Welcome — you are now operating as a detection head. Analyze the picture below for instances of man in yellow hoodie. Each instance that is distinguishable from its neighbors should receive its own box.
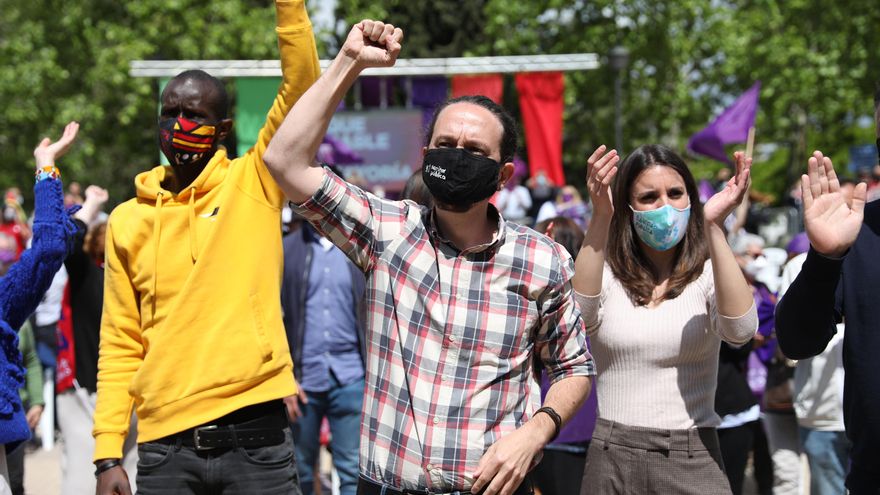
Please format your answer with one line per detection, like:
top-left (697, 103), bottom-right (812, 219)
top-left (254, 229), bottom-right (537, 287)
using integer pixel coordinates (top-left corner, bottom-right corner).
top-left (92, 2), bottom-right (320, 493)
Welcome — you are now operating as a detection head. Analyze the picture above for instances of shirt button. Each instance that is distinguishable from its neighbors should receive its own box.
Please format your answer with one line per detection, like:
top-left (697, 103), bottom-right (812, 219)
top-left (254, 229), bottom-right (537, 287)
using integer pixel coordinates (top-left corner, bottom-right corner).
top-left (448, 335), bottom-right (455, 342)
top-left (440, 376), bottom-right (447, 382)
top-left (433, 417), bottom-right (440, 424)
top-left (426, 463), bottom-right (433, 471)
top-left (324, 267), bottom-right (330, 273)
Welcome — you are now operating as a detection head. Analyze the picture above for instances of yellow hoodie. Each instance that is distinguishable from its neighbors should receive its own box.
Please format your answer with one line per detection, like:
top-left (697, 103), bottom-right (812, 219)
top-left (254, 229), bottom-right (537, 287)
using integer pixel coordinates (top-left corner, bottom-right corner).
top-left (93, 0), bottom-right (320, 460)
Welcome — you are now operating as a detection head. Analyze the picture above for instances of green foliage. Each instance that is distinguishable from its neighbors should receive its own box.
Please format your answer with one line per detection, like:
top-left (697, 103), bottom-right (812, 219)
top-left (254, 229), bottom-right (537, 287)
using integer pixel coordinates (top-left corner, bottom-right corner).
top-left (335, 0), bottom-right (880, 203)
top-left (332, 0), bottom-right (490, 58)
top-left (0, 0), bottom-right (278, 207)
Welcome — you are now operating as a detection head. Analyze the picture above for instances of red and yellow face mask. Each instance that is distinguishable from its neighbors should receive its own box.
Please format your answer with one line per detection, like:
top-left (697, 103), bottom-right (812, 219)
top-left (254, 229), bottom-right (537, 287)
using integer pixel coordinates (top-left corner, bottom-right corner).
top-left (158, 117), bottom-right (217, 166)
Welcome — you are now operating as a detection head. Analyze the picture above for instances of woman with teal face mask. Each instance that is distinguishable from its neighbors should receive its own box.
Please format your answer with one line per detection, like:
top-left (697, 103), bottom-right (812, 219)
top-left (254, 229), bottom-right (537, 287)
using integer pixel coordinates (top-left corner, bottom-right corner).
top-left (572, 144), bottom-right (758, 495)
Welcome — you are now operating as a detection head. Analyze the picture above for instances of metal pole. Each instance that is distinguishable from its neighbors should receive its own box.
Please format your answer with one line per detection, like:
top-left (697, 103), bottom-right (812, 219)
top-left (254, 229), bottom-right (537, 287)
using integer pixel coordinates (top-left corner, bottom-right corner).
top-left (614, 71), bottom-right (623, 153)
top-left (404, 77), bottom-right (413, 109)
top-left (353, 79), bottom-right (363, 110)
top-left (379, 77), bottom-right (388, 109)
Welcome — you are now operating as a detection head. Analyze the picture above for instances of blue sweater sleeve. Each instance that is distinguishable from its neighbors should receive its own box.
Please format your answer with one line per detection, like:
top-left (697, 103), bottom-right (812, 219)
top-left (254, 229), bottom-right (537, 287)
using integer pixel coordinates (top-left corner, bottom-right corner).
top-left (775, 248), bottom-right (843, 359)
top-left (0, 178), bottom-right (77, 330)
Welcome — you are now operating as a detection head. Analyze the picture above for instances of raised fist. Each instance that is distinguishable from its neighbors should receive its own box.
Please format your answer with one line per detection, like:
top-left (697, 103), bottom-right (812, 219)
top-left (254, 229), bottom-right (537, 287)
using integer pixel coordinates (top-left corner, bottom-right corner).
top-left (84, 185), bottom-right (109, 206)
top-left (341, 20), bottom-right (404, 69)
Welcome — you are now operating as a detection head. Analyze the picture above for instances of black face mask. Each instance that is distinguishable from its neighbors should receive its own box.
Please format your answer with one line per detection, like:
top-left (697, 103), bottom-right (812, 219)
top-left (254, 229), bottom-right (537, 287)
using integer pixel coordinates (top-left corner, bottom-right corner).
top-left (421, 148), bottom-right (501, 209)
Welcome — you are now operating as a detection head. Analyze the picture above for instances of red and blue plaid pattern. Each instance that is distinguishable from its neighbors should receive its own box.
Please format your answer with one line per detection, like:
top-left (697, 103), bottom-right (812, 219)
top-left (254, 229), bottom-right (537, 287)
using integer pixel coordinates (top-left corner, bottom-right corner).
top-left (293, 170), bottom-right (594, 492)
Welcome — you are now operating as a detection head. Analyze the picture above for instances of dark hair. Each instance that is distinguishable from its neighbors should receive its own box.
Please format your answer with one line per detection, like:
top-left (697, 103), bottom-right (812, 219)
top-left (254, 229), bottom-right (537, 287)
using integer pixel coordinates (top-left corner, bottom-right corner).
top-left (534, 216), bottom-right (584, 260)
top-left (167, 69), bottom-right (229, 119)
top-left (401, 170), bottom-right (434, 209)
top-left (607, 144), bottom-right (709, 306)
top-left (84, 222), bottom-right (107, 263)
top-left (425, 95), bottom-right (517, 164)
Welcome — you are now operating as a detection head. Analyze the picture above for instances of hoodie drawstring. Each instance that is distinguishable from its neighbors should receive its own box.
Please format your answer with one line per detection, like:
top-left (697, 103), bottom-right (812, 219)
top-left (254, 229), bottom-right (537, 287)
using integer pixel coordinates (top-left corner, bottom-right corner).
top-left (152, 192), bottom-right (164, 323)
top-left (188, 187), bottom-right (199, 263)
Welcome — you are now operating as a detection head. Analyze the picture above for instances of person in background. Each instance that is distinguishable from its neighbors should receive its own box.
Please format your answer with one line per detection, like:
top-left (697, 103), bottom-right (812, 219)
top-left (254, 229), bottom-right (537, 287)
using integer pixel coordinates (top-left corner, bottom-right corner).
top-left (63, 182), bottom-right (84, 209)
top-left (540, 185), bottom-right (592, 230)
top-left (1, 122), bottom-right (81, 493)
top-left (496, 161), bottom-right (532, 224)
top-left (574, 144), bottom-right (757, 495)
top-left (400, 170), bottom-right (434, 209)
top-left (775, 146), bottom-right (877, 492)
top-left (532, 217), bottom-right (598, 495)
top-left (714, 337), bottom-right (761, 495)
top-left (0, 192), bottom-right (30, 261)
top-left (526, 170), bottom-right (557, 221)
top-left (281, 201), bottom-right (367, 495)
top-left (60, 185), bottom-right (138, 495)
top-left (4, 319), bottom-right (43, 495)
top-left (781, 232), bottom-right (850, 495)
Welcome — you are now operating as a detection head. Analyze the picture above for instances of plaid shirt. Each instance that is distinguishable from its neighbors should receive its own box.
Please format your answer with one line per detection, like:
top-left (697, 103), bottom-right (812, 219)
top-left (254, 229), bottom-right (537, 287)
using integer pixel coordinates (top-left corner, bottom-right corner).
top-left (293, 170), bottom-right (594, 492)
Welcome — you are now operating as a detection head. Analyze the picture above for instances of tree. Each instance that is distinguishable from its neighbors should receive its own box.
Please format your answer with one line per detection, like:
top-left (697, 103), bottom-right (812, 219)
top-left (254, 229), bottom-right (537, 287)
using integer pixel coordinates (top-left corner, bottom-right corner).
top-left (334, 0), bottom-right (880, 204)
top-left (0, 0), bottom-right (279, 207)
top-left (3, 0), bottom-right (877, 209)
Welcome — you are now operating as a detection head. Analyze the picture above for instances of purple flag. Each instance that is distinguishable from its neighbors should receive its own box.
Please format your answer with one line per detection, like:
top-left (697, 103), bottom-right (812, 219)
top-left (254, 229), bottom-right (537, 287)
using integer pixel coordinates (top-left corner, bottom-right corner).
top-left (687, 81), bottom-right (761, 163)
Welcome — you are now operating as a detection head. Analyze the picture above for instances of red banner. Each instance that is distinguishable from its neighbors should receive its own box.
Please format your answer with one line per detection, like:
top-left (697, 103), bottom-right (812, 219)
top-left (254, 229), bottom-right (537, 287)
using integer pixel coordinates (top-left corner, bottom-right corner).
top-left (451, 74), bottom-right (503, 103)
top-left (515, 72), bottom-right (565, 185)
top-left (56, 283), bottom-right (75, 393)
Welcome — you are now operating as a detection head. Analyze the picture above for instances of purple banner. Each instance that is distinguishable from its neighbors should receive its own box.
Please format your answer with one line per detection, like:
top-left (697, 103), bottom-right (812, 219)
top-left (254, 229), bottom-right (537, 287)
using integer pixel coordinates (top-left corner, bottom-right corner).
top-left (327, 110), bottom-right (424, 192)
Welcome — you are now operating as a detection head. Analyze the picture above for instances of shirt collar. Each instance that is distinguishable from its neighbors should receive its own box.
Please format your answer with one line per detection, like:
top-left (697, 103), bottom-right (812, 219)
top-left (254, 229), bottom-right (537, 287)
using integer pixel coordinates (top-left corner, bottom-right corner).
top-left (426, 203), bottom-right (507, 254)
top-left (317, 236), bottom-right (335, 252)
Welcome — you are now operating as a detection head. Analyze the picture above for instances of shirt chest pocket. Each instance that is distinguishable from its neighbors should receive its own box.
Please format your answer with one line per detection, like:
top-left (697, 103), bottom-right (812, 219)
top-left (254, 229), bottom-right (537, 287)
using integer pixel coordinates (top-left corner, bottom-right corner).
top-left (477, 290), bottom-right (538, 359)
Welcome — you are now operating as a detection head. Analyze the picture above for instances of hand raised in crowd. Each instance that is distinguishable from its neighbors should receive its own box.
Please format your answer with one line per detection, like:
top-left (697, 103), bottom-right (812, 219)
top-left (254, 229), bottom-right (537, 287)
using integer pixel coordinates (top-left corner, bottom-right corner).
top-left (75, 185), bottom-right (109, 224)
top-left (585, 145), bottom-right (619, 221)
top-left (342, 20), bottom-right (404, 69)
top-left (84, 185), bottom-right (109, 207)
top-left (703, 150), bottom-right (752, 226)
top-left (33, 121), bottom-right (79, 170)
top-left (801, 150), bottom-right (867, 258)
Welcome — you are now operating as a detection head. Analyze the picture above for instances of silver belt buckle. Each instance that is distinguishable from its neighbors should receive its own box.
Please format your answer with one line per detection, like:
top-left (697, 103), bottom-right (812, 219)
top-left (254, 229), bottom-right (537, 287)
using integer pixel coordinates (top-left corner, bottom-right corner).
top-left (193, 425), bottom-right (219, 450)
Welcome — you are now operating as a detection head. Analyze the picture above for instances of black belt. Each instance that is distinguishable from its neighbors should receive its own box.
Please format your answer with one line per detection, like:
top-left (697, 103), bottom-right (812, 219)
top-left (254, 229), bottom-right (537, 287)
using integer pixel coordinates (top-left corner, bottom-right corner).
top-left (357, 476), bottom-right (534, 495)
top-left (151, 400), bottom-right (287, 451)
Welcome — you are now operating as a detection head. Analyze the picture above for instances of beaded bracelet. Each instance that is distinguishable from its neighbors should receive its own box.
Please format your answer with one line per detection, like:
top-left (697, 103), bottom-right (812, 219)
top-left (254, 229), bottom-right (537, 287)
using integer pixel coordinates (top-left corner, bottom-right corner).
top-left (35, 165), bottom-right (61, 183)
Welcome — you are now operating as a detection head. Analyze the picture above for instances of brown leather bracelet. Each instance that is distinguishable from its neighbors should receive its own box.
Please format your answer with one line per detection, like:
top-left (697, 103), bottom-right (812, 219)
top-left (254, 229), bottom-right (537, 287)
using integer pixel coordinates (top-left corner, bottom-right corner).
top-left (535, 406), bottom-right (562, 440)
top-left (94, 459), bottom-right (121, 478)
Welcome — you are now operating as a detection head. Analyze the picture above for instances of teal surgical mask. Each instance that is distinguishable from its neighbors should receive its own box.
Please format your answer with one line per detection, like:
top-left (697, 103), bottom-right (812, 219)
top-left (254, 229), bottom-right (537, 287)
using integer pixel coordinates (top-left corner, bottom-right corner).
top-left (630, 203), bottom-right (691, 251)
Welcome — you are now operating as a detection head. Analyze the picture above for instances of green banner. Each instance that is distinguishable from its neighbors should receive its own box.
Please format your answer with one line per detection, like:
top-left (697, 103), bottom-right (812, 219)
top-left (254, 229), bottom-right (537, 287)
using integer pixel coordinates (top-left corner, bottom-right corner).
top-left (235, 77), bottom-right (282, 156)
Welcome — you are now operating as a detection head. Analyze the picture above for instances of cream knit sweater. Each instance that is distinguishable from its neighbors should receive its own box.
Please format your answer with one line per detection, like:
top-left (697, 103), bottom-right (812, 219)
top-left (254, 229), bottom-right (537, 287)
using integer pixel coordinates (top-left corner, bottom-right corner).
top-left (575, 261), bottom-right (758, 429)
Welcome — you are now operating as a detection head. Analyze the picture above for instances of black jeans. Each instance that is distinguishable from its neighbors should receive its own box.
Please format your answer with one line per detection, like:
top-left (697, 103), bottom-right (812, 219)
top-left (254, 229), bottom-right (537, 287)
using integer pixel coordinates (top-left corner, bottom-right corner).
top-left (136, 427), bottom-right (302, 494)
top-left (718, 423), bottom-right (754, 495)
top-left (356, 475), bottom-right (534, 495)
top-left (6, 443), bottom-right (25, 495)
top-left (532, 444), bottom-right (588, 495)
